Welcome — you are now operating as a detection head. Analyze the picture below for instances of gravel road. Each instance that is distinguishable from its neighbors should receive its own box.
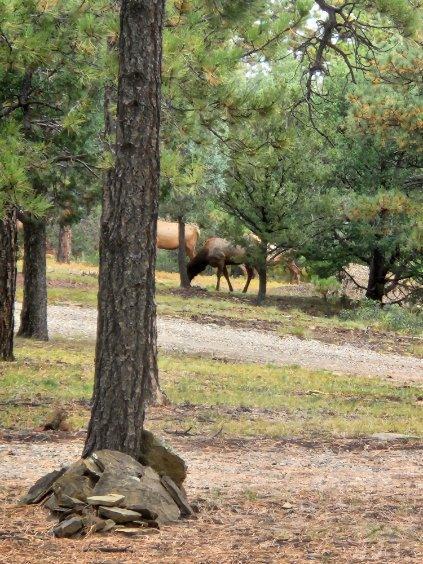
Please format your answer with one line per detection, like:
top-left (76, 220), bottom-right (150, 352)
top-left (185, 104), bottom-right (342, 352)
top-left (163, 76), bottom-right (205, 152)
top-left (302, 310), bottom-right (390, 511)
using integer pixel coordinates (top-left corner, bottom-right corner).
top-left (16, 304), bottom-right (423, 384)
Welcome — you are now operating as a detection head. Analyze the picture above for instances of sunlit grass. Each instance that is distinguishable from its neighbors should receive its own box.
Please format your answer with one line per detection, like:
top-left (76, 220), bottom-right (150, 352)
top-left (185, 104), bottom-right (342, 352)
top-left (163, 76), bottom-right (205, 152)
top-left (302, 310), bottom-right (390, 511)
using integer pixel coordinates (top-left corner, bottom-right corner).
top-left (1, 339), bottom-right (421, 438)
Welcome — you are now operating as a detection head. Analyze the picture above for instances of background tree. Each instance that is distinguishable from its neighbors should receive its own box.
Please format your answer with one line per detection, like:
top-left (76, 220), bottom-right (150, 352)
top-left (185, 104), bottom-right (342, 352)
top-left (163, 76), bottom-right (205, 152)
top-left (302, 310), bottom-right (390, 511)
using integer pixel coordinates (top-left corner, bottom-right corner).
top-left (0, 123), bottom-right (48, 360)
top-left (0, 0), bottom-right (110, 339)
top-left (209, 69), bottom-right (321, 303)
top-left (160, 141), bottom-right (206, 287)
top-left (305, 56), bottom-right (422, 302)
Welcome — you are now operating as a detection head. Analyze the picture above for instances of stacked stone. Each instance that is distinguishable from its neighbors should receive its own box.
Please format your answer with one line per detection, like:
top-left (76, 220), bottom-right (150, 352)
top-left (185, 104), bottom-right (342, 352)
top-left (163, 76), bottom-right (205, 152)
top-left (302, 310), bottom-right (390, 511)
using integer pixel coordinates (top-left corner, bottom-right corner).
top-left (21, 435), bottom-right (194, 538)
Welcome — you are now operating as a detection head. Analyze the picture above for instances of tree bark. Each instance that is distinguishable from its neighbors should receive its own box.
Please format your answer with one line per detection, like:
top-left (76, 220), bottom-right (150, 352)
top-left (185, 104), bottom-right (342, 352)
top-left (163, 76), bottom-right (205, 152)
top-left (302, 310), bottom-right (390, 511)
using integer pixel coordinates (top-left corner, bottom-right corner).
top-left (178, 216), bottom-right (190, 288)
top-left (256, 242), bottom-right (268, 305)
top-left (256, 265), bottom-right (267, 305)
top-left (83, 0), bottom-right (165, 458)
top-left (18, 219), bottom-right (48, 340)
top-left (0, 209), bottom-right (17, 361)
top-left (56, 224), bottom-right (72, 263)
top-left (366, 248), bottom-right (388, 303)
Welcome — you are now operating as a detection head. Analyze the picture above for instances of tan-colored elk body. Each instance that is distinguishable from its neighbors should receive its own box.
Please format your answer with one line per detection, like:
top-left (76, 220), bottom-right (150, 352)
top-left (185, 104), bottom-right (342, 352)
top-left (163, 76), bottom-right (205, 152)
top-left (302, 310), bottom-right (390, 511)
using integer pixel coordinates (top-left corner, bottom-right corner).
top-left (157, 219), bottom-right (200, 259)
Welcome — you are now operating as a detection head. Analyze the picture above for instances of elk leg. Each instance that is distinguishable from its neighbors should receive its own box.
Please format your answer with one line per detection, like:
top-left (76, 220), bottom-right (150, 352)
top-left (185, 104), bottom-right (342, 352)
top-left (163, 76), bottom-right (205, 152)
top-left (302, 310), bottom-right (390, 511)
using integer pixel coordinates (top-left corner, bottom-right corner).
top-left (223, 265), bottom-right (233, 292)
top-left (216, 266), bottom-right (222, 291)
top-left (242, 265), bottom-right (254, 293)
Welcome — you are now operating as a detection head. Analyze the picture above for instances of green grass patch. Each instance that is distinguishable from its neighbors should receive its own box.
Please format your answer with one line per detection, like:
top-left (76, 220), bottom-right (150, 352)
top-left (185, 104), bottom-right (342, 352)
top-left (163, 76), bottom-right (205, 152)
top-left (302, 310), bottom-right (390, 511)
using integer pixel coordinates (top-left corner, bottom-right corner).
top-left (1, 339), bottom-right (421, 439)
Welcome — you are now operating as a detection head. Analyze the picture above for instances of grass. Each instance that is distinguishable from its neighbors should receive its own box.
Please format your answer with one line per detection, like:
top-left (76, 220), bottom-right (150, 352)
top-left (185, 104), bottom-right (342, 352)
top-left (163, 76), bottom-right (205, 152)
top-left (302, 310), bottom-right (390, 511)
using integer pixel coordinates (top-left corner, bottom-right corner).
top-left (1, 338), bottom-right (421, 439)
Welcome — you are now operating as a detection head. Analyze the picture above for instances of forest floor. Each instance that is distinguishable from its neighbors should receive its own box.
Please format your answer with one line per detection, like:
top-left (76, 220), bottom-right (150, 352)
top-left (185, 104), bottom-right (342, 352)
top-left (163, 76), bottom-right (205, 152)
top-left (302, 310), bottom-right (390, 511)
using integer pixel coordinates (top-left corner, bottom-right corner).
top-left (2, 260), bottom-right (422, 562)
top-left (0, 434), bottom-right (422, 563)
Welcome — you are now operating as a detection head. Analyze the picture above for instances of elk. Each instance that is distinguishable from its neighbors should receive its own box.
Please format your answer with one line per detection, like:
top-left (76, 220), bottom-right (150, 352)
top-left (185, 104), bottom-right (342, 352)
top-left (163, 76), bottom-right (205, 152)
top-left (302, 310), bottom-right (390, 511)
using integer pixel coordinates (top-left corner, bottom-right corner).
top-left (157, 219), bottom-right (200, 259)
top-left (187, 237), bottom-right (253, 291)
top-left (187, 237), bottom-right (301, 292)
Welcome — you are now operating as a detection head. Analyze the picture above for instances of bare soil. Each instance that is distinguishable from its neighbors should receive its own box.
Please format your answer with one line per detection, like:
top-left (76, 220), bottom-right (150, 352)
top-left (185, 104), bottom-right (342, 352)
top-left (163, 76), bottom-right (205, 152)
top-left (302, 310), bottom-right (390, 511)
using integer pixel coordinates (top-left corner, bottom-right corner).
top-left (0, 434), bottom-right (421, 563)
top-left (15, 304), bottom-right (423, 384)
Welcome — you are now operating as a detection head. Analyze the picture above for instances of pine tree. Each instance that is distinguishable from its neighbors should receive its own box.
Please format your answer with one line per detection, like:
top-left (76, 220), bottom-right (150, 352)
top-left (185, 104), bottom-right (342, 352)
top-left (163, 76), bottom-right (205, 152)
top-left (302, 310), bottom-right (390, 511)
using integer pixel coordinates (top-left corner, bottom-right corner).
top-left (305, 59), bottom-right (422, 302)
top-left (83, 0), bottom-right (165, 457)
top-left (0, 0), bottom-right (111, 338)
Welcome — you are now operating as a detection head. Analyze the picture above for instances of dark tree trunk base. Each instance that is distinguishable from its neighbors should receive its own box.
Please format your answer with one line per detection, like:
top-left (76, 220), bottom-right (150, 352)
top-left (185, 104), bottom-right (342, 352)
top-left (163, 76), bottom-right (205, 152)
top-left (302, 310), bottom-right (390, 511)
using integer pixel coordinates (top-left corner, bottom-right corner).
top-left (0, 209), bottom-right (18, 361)
top-left (366, 248), bottom-right (388, 303)
top-left (18, 219), bottom-right (48, 340)
top-left (256, 266), bottom-right (267, 305)
top-left (56, 225), bottom-right (72, 263)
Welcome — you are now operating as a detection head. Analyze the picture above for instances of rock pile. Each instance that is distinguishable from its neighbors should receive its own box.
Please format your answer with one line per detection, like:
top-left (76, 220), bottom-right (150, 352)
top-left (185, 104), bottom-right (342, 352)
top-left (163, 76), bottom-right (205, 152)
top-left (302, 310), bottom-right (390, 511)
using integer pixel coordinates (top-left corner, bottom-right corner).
top-left (21, 436), bottom-right (194, 538)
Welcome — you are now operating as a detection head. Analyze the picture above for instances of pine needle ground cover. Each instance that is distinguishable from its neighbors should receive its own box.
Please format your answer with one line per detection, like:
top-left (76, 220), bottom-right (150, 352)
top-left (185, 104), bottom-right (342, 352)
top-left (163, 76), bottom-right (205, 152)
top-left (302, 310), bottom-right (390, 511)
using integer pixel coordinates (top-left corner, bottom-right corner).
top-left (1, 338), bottom-right (421, 439)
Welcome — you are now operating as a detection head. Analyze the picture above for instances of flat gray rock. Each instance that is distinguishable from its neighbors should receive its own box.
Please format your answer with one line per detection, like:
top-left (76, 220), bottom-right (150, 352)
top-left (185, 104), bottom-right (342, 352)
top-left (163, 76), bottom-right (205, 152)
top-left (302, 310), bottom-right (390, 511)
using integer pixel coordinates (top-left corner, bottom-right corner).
top-left (21, 467), bottom-right (67, 504)
top-left (160, 475), bottom-right (194, 517)
top-left (90, 450), bottom-right (181, 524)
top-left (116, 527), bottom-right (160, 536)
top-left (53, 516), bottom-right (83, 538)
top-left (86, 494), bottom-right (125, 507)
top-left (53, 460), bottom-right (95, 503)
top-left (101, 519), bottom-right (116, 532)
top-left (98, 506), bottom-right (141, 523)
top-left (140, 430), bottom-right (187, 488)
top-left (93, 466), bottom-right (180, 524)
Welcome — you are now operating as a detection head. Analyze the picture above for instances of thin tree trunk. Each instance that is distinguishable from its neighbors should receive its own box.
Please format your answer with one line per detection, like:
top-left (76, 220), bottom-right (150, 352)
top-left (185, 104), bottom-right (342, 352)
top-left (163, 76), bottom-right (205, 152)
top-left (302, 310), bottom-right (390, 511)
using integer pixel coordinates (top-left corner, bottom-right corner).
top-left (18, 219), bottom-right (48, 340)
top-left (256, 242), bottom-right (268, 305)
top-left (0, 209), bottom-right (17, 361)
top-left (366, 248), bottom-right (387, 303)
top-left (256, 265), bottom-right (267, 305)
top-left (178, 216), bottom-right (190, 288)
top-left (83, 0), bottom-right (165, 458)
top-left (56, 224), bottom-right (72, 263)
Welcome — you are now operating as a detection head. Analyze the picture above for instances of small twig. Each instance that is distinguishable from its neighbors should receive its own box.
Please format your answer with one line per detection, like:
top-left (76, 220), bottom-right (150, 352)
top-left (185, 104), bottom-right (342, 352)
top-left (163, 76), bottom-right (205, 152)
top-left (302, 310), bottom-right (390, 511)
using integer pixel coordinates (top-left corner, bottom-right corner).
top-left (83, 546), bottom-right (131, 553)
top-left (163, 426), bottom-right (194, 436)
top-left (210, 426), bottom-right (224, 439)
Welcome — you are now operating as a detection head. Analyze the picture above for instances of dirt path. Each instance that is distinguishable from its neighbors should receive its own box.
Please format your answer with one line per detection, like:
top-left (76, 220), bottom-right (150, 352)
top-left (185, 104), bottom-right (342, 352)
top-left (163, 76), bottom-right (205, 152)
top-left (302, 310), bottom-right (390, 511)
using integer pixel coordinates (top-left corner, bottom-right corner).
top-left (0, 436), bottom-right (422, 562)
top-left (15, 304), bottom-right (423, 384)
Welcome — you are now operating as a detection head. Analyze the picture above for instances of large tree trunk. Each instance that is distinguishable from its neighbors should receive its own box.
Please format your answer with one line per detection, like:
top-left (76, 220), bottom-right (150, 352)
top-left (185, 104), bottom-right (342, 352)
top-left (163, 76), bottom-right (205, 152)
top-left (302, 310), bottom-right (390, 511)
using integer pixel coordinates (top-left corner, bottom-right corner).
top-left (56, 224), bottom-right (72, 263)
top-left (83, 0), bottom-right (165, 458)
top-left (366, 248), bottom-right (388, 303)
top-left (18, 219), bottom-right (48, 340)
top-left (178, 216), bottom-right (190, 288)
top-left (0, 209), bottom-right (17, 361)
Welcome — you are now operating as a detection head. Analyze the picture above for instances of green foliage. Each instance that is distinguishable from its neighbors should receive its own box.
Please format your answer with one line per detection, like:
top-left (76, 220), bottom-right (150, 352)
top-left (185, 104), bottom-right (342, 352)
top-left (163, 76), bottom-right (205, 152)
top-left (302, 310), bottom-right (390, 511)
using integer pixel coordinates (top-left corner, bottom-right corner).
top-left (0, 0), bottom-right (112, 221)
top-left (340, 301), bottom-right (423, 335)
top-left (304, 57), bottom-right (422, 300)
top-left (311, 276), bottom-right (341, 302)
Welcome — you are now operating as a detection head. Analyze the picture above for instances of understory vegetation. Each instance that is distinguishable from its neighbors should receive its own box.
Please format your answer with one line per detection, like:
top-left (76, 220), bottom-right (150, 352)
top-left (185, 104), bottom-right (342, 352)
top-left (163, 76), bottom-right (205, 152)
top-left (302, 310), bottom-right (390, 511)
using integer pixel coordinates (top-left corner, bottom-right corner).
top-left (1, 338), bottom-right (421, 439)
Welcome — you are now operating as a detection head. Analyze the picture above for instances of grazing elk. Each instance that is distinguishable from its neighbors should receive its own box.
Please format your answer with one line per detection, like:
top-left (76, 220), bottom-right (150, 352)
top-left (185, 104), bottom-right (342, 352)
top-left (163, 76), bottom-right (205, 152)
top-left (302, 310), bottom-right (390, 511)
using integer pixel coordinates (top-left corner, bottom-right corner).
top-left (187, 237), bottom-right (301, 292)
top-left (187, 237), bottom-right (257, 292)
